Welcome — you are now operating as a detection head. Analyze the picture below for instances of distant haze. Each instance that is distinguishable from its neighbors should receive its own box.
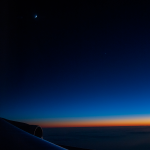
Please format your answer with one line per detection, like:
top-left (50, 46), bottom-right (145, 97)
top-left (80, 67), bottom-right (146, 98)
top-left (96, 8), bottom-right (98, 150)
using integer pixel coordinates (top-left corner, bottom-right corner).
top-left (25, 115), bottom-right (150, 128)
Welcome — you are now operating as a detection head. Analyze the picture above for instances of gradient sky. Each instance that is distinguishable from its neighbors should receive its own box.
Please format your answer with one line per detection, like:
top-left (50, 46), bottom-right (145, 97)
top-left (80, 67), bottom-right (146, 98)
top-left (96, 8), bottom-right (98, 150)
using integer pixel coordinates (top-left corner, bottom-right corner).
top-left (1, 0), bottom-right (150, 127)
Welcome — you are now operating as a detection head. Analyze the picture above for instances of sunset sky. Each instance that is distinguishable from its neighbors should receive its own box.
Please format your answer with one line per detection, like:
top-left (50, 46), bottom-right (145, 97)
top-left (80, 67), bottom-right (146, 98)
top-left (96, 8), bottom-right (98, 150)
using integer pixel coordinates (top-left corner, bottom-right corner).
top-left (1, 0), bottom-right (150, 127)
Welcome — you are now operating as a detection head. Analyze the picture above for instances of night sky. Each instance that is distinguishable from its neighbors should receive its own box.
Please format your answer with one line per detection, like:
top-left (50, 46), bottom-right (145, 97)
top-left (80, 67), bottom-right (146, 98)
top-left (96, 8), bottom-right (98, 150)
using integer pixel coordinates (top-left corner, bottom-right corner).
top-left (1, 0), bottom-right (150, 127)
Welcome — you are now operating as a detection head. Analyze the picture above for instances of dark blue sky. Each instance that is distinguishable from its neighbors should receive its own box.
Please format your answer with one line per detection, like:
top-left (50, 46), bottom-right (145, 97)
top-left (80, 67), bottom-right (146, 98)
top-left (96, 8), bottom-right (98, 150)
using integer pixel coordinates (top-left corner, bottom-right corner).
top-left (1, 0), bottom-right (150, 126)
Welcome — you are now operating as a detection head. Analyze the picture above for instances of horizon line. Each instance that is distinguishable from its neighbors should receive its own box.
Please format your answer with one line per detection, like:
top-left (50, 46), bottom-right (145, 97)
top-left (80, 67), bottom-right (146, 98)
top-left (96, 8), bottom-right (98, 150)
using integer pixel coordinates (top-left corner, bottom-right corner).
top-left (25, 115), bottom-right (150, 128)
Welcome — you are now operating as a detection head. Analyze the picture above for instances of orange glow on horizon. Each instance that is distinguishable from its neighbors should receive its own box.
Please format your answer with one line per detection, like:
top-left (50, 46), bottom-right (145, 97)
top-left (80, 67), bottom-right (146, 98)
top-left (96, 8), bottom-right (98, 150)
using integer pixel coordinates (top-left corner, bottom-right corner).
top-left (25, 115), bottom-right (150, 128)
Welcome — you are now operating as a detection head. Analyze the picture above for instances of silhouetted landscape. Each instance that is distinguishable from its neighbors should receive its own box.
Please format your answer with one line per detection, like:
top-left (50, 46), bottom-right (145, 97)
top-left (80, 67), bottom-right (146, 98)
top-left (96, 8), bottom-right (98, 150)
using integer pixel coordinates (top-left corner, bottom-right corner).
top-left (43, 126), bottom-right (150, 150)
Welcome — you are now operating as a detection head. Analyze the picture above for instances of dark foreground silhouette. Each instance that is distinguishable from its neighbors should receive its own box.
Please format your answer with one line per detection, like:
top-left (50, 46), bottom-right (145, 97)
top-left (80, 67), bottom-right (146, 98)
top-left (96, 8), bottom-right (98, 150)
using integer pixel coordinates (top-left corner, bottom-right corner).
top-left (0, 118), bottom-right (90, 150)
top-left (0, 118), bottom-right (66, 150)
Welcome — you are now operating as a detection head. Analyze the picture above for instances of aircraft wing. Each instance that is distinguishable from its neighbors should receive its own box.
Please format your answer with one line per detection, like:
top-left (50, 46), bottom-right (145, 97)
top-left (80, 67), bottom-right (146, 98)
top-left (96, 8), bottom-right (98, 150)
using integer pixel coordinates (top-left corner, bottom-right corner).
top-left (0, 117), bottom-right (67, 150)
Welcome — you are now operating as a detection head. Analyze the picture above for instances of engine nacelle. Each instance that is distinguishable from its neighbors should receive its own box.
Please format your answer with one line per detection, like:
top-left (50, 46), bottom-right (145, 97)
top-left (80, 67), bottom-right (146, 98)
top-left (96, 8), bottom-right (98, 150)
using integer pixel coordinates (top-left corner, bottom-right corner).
top-left (0, 117), bottom-right (66, 150)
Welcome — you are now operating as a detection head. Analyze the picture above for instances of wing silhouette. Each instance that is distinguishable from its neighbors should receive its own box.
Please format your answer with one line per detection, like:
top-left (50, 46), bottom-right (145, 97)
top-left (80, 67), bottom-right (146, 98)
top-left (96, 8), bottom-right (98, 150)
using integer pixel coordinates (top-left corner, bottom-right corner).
top-left (0, 117), bottom-right (66, 150)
